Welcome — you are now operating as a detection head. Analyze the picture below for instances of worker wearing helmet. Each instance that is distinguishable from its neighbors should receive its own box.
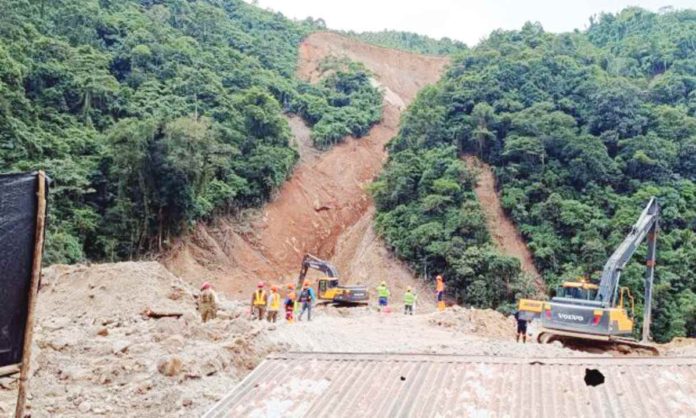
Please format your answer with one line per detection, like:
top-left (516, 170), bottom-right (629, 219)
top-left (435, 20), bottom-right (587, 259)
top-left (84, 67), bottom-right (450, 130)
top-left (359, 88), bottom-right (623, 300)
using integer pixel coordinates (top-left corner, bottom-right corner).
top-left (251, 281), bottom-right (268, 320)
top-left (435, 275), bottom-right (445, 311)
top-left (298, 280), bottom-right (316, 321)
top-left (267, 285), bottom-right (281, 323)
top-left (403, 286), bottom-right (416, 315)
top-left (285, 284), bottom-right (296, 322)
top-left (198, 282), bottom-right (218, 322)
top-left (376, 281), bottom-right (390, 311)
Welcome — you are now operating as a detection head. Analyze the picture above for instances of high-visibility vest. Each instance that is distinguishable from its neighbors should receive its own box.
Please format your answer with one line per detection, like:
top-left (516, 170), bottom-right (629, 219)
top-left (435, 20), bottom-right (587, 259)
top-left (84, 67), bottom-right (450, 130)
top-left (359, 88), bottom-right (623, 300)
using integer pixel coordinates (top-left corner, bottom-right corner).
top-left (253, 290), bottom-right (266, 306)
top-left (269, 293), bottom-right (281, 310)
top-left (436, 281), bottom-right (444, 292)
top-left (377, 285), bottom-right (390, 298)
top-left (404, 291), bottom-right (416, 305)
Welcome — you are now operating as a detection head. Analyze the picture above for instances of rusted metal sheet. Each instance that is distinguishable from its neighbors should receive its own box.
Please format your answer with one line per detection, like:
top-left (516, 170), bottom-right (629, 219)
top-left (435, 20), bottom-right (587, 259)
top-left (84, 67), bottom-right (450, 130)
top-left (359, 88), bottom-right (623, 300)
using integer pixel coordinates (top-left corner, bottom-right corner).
top-left (204, 353), bottom-right (696, 418)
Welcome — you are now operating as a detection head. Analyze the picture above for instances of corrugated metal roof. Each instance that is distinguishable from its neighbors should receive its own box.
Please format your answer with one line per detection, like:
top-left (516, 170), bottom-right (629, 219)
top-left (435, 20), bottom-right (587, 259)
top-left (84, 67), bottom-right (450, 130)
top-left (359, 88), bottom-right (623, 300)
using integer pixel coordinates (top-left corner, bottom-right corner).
top-left (204, 353), bottom-right (696, 418)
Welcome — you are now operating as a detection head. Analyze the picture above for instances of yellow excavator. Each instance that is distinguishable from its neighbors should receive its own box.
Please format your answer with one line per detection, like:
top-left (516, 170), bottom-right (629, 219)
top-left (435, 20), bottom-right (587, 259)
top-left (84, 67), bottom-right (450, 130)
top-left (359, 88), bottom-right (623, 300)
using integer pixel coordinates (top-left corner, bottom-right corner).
top-left (295, 254), bottom-right (369, 304)
top-left (518, 197), bottom-right (659, 355)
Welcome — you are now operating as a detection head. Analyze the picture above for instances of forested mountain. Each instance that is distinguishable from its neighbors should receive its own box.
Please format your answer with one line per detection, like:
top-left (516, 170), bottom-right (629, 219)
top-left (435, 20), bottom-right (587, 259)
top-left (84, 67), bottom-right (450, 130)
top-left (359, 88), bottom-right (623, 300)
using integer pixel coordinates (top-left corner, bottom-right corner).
top-left (373, 8), bottom-right (696, 341)
top-left (343, 30), bottom-right (467, 55)
top-left (0, 0), bottom-right (381, 263)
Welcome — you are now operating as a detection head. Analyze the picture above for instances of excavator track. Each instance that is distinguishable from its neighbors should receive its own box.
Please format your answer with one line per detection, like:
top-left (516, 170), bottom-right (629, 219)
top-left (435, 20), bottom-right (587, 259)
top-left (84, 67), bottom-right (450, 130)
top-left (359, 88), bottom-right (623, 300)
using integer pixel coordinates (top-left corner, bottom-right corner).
top-left (537, 329), bottom-right (660, 356)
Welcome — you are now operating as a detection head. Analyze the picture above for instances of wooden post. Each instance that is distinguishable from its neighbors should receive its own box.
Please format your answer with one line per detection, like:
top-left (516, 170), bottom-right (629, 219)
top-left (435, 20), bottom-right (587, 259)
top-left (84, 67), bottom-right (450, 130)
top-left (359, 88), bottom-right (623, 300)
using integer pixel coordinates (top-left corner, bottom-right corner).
top-left (14, 171), bottom-right (47, 418)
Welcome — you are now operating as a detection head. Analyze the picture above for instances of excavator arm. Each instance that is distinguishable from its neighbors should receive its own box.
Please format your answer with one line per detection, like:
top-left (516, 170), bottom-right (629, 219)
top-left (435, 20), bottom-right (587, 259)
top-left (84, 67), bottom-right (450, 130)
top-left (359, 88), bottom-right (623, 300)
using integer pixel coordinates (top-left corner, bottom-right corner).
top-left (296, 254), bottom-right (338, 290)
top-left (595, 197), bottom-right (659, 341)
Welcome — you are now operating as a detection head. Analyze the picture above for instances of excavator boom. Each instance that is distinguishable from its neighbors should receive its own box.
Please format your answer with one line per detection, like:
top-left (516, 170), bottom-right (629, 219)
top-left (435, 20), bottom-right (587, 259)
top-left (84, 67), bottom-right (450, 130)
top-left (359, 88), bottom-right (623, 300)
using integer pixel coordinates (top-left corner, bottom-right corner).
top-left (596, 197), bottom-right (659, 308)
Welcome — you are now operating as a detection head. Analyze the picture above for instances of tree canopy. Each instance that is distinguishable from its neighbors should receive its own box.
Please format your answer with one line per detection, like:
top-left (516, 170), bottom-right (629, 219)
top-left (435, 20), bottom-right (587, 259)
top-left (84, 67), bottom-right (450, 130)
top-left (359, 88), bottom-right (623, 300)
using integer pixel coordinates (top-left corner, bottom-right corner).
top-left (343, 30), bottom-right (467, 55)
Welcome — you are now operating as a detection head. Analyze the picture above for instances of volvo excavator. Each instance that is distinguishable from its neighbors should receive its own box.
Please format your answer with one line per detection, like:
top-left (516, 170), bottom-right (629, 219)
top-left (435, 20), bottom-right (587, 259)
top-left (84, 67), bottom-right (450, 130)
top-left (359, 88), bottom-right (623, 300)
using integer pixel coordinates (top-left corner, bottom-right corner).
top-left (519, 197), bottom-right (660, 355)
top-left (296, 254), bottom-right (369, 304)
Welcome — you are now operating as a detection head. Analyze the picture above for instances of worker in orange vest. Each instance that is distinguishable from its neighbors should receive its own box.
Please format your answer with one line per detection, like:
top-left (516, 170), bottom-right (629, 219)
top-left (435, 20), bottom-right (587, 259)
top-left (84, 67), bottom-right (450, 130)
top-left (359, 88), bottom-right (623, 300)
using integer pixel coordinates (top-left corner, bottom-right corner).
top-left (198, 282), bottom-right (218, 322)
top-left (436, 275), bottom-right (445, 311)
top-left (250, 281), bottom-right (268, 320)
top-left (285, 284), bottom-right (296, 322)
top-left (267, 285), bottom-right (281, 323)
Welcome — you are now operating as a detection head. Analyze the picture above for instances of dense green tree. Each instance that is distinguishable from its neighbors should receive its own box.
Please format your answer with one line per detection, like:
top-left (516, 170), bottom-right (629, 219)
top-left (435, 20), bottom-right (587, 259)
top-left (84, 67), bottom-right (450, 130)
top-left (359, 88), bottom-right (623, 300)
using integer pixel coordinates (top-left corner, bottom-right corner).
top-left (343, 30), bottom-right (467, 55)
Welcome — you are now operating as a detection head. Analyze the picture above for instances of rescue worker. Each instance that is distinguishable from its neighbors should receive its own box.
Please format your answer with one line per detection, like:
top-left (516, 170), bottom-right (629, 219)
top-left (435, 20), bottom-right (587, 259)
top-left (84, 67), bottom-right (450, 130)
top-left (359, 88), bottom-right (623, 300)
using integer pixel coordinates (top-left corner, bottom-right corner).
top-left (250, 281), bottom-right (268, 321)
top-left (403, 286), bottom-right (416, 315)
top-left (376, 281), bottom-right (390, 311)
top-left (514, 310), bottom-right (530, 343)
top-left (285, 284), bottom-right (296, 322)
top-left (298, 280), bottom-right (315, 321)
top-left (435, 275), bottom-right (445, 311)
top-left (267, 285), bottom-right (281, 323)
top-left (198, 282), bottom-right (218, 322)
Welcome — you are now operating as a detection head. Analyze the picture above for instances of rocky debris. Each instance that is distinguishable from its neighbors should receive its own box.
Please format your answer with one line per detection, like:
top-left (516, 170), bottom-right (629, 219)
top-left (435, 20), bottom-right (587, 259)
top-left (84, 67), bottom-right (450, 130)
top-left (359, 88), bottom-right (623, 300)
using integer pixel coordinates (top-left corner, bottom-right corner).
top-left (429, 306), bottom-right (516, 339)
top-left (0, 262), bottom-right (277, 417)
top-left (2, 261), bottom-right (690, 417)
top-left (158, 356), bottom-right (183, 377)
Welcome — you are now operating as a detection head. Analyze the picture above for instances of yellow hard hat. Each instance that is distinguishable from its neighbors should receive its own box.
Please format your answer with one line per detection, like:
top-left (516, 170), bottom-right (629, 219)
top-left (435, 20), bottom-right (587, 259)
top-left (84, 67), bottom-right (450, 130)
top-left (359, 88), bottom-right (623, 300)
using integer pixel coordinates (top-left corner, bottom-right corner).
top-left (407, 286), bottom-right (412, 291)
top-left (381, 281), bottom-right (386, 286)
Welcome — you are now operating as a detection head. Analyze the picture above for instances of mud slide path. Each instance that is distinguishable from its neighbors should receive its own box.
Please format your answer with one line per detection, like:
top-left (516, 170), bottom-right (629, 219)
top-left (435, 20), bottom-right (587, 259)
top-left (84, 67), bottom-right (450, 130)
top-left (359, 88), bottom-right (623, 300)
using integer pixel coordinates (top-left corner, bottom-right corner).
top-left (164, 33), bottom-right (448, 300)
top-left (463, 156), bottom-right (544, 290)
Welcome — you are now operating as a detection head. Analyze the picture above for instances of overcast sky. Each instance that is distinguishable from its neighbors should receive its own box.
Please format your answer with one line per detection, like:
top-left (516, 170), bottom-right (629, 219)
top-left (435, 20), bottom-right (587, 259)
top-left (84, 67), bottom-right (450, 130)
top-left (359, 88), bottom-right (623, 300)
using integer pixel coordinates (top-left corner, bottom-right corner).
top-left (251, 0), bottom-right (693, 46)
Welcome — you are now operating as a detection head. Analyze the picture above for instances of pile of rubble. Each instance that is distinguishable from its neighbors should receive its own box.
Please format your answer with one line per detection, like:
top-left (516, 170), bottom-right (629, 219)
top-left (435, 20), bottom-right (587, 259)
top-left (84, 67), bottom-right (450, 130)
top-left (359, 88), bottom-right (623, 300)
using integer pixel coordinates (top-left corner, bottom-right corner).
top-left (0, 262), bottom-right (281, 417)
top-left (428, 305), bottom-right (516, 339)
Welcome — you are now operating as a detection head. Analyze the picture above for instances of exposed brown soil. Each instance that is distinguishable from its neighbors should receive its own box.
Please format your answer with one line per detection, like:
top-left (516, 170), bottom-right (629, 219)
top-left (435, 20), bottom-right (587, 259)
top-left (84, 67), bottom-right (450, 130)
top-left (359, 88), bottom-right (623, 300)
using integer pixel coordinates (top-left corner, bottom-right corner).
top-left (164, 32), bottom-right (449, 299)
top-left (463, 156), bottom-right (545, 291)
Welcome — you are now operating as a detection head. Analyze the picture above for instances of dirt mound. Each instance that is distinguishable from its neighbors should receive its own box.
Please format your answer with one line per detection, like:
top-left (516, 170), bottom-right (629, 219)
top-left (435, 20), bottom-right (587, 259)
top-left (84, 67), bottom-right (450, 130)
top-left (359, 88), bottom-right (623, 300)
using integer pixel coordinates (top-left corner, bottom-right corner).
top-left (463, 156), bottom-right (545, 292)
top-left (0, 263), bottom-right (280, 417)
top-left (428, 306), bottom-right (516, 339)
top-left (164, 32), bottom-right (449, 298)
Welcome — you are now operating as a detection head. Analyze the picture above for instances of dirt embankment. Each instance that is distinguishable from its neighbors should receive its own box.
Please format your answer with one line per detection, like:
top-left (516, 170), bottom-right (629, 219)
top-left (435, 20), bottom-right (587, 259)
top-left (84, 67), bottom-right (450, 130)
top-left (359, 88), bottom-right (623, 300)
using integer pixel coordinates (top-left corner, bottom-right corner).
top-left (164, 32), bottom-right (449, 300)
top-left (463, 156), bottom-right (545, 291)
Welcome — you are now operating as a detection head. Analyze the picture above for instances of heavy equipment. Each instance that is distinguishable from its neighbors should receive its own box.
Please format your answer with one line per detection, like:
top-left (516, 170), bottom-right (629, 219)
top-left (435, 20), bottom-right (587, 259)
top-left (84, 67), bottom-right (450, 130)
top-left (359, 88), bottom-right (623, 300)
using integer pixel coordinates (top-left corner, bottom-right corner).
top-left (296, 254), bottom-right (369, 304)
top-left (520, 197), bottom-right (660, 354)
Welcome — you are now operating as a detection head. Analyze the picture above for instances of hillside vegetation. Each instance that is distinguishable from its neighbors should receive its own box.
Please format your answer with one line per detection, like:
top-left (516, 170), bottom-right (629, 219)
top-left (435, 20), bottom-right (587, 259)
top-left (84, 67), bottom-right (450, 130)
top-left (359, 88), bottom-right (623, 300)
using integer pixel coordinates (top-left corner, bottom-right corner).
top-left (344, 30), bottom-right (467, 55)
top-left (373, 8), bottom-right (696, 342)
top-left (0, 0), bottom-right (381, 263)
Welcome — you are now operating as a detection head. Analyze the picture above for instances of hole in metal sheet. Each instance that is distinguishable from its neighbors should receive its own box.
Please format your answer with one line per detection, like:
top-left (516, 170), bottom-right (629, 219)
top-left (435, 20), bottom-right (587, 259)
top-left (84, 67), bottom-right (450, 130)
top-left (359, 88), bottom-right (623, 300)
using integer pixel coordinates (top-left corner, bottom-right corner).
top-left (584, 368), bottom-right (605, 387)
top-left (400, 376), bottom-right (406, 381)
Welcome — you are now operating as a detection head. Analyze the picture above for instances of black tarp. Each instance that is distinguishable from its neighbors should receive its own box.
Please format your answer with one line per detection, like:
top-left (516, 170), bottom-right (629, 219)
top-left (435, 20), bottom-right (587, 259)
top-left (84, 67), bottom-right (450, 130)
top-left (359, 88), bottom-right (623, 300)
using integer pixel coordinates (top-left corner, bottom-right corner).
top-left (0, 172), bottom-right (46, 367)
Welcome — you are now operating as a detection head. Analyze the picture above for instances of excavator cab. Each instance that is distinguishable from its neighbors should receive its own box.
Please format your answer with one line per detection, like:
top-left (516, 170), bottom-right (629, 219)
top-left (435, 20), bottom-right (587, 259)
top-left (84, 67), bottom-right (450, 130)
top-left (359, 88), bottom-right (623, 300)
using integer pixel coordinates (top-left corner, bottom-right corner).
top-left (317, 279), bottom-right (340, 299)
top-left (555, 279), bottom-right (598, 301)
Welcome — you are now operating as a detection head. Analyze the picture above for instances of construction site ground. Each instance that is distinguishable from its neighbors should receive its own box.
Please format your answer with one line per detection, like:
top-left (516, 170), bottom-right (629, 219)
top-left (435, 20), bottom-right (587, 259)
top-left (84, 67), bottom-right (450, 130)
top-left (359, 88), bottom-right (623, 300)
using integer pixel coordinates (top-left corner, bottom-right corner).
top-left (1, 262), bottom-right (694, 417)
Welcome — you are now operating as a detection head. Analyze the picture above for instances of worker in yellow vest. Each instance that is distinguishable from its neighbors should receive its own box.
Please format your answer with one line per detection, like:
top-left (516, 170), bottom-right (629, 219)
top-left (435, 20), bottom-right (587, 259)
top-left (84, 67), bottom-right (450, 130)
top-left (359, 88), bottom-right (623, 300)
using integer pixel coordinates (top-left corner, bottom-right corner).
top-left (404, 286), bottom-right (416, 315)
top-left (376, 281), bottom-right (390, 312)
top-left (267, 285), bottom-right (281, 323)
top-left (436, 275), bottom-right (445, 311)
top-left (250, 281), bottom-right (268, 320)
